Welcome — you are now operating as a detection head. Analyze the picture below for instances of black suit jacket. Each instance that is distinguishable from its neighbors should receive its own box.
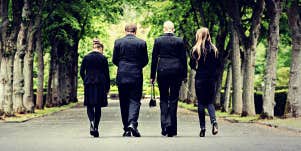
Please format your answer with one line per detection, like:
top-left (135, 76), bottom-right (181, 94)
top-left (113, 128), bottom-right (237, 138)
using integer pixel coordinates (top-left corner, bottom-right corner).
top-left (150, 33), bottom-right (187, 80)
top-left (189, 42), bottom-right (222, 80)
top-left (112, 34), bottom-right (148, 85)
top-left (80, 51), bottom-right (110, 92)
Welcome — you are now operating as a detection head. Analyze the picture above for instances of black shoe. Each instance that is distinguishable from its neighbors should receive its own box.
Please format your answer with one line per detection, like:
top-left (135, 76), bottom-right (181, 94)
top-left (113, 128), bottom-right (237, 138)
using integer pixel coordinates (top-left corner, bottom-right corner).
top-left (93, 129), bottom-right (99, 138)
top-left (123, 130), bottom-right (131, 137)
top-left (128, 124), bottom-right (141, 137)
top-left (166, 126), bottom-right (177, 137)
top-left (90, 121), bottom-right (95, 136)
top-left (161, 129), bottom-right (168, 136)
top-left (167, 132), bottom-right (177, 137)
top-left (212, 122), bottom-right (218, 135)
top-left (200, 129), bottom-right (206, 137)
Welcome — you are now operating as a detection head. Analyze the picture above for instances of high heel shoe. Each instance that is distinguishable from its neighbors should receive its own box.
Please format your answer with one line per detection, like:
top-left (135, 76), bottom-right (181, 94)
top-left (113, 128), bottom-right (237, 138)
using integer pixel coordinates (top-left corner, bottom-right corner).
top-left (199, 129), bottom-right (206, 137)
top-left (212, 122), bottom-right (218, 135)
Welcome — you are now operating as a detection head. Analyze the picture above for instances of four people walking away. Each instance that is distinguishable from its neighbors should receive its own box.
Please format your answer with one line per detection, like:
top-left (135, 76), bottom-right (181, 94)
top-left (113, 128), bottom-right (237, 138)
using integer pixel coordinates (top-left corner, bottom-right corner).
top-left (80, 39), bottom-right (110, 137)
top-left (112, 23), bottom-right (149, 137)
top-left (150, 21), bottom-right (187, 137)
top-left (189, 27), bottom-right (220, 137)
top-left (80, 22), bottom-right (220, 138)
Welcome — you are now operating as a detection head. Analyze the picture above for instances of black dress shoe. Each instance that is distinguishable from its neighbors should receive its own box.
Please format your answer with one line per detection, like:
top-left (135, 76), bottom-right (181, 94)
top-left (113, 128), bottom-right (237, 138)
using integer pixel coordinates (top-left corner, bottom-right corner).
top-left (165, 126), bottom-right (177, 137)
top-left (161, 129), bottom-right (168, 136)
top-left (167, 133), bottom-right (177, 137)
top-left (123, 130), bottom-right (131, 137)
top-left (199, 129), bottom-right (206, 137)
top-left (128, 124), bottom-right (141, 137)
top-left (212, 122), bottom-right (218, 135)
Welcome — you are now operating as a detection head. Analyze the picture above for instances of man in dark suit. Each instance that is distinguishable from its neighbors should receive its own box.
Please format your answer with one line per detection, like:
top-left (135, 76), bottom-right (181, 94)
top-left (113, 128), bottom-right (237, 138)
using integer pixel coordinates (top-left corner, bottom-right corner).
top-left (150, 21), bottom-right (187, 137)
top-left (112, 23), bottom-right (148, 137)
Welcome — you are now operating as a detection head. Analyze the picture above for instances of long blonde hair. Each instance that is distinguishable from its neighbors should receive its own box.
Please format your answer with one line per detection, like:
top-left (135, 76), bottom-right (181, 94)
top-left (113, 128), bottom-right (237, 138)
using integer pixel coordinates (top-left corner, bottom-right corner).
top-left (192, 27), bottom-right (218, 60)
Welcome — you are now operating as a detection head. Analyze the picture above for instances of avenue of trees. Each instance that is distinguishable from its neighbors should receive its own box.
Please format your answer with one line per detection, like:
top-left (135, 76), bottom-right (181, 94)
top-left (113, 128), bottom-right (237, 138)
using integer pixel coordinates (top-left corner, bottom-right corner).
top-left (140, 0), bottom-right (300, 118)
top-left (0, 0), bottom-right (122, 116)
top-left (0, 0), bottom-right (300, 119)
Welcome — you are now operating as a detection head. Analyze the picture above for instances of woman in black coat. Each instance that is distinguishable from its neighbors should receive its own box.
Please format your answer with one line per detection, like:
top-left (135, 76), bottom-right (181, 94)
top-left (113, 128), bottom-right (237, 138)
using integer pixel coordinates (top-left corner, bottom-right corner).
top-left (80, 39), bottom-right (110, 137)
top-left (190, 27), bottom-right (221, 137)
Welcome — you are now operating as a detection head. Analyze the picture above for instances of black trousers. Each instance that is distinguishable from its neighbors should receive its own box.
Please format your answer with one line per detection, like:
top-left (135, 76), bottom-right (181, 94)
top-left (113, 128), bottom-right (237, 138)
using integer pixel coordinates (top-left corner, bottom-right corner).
top-left (157, 78), bottom-right (182, 134)
top-left (87, 106), bottom-right (101, 129)
top-left (195, 78), bottom-right (217, 129)
top-left (118, 82), bottom-right (142, 131)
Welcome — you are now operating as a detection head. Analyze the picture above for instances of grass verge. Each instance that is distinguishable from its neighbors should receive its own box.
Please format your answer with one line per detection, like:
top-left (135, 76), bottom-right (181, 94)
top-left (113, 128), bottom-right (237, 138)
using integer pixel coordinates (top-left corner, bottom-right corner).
top-left (178, 101), bottom-right (259, 123)
top-left (1, 102), bottom-right (79, 123)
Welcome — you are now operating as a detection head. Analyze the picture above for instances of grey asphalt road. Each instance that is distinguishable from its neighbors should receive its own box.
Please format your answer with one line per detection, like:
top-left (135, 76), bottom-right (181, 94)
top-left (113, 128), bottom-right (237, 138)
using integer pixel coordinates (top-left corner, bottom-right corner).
top-left (0, 99), bottom-right (300, 151)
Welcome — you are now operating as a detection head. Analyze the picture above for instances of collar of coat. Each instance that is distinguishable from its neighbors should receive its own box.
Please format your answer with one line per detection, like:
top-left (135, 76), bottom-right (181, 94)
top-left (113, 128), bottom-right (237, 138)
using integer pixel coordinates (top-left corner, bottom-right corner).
top-left (125, 34), bottom-right (136, 37)
top-left (162, 33), bottom-right (174, 36)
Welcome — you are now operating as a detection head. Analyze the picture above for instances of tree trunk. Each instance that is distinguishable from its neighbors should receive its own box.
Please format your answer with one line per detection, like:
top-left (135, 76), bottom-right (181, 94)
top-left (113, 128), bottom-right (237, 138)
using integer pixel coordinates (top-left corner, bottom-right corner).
top-left (179, 81), bottom-right (188, 102)
top-left (285, 3), bottom-right (301, 117)
top-left (13, 44), bottom-right (25, 113)
top-left (0, 0), bottom-right (23, 116)
top-left (71, 39), bottom-right (79, 102)
top-left (23, 34), bottom-right (35, 113)
top-left (214, 66), bottom-right (224, 108)
top-left (49, 43), bottom-right (60, 107)
top-left (45, 53), bottom-right (53, 107)
top-left (188, 69), bottom-right (197, 105)
top-left (46, 42), bottom-right (59, 107)
top-left (231, 24), bottom-right (243, 114)
top-left (223, 63), bottom-right (232, 112)
top-left (1, 55), bottom-right (14, 116)
top-left (35, 29), bottom-right (44, 109)
top-left (241, 0), bottom-right (265, 116)
top-left (262, 0), bottom-right (281, 119)
top-left (13, 0), bottom-right (31, 113)
top-left (242, 48), bottom-right (256, 116)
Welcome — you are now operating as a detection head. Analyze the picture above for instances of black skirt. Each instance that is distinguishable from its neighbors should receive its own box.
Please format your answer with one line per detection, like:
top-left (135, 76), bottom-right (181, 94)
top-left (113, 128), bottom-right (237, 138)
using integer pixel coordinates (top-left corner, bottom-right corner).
top-left (84, 84), bottom-right (108, 107)
top-left (195, 78), bottom-right (217, 105)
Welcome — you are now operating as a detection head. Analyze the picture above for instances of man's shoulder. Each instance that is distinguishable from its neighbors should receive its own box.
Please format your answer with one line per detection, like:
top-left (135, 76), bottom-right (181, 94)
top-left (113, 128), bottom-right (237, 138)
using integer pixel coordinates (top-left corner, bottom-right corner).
top-left (156, 34), bottom-right (183, 42)
top-left (135, 37), bottom-right (146, 44)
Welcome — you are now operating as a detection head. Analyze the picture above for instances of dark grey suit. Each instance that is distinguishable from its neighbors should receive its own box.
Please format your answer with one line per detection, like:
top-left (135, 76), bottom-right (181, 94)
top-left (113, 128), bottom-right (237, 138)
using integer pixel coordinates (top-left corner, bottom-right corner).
top-left (113, 34), bottom-right (148, 131)
top-left (150, 33), bottom-right (187, 135)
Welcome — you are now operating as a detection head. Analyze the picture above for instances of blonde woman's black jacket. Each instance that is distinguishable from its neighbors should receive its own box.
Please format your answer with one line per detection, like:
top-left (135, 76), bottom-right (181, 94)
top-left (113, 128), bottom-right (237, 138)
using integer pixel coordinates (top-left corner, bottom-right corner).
top-left (150, 33), bottom-right (187, 80)
top-left (189, 43), bottom-right (222, 80)
top-left (112, 34), bottom-right (148, 85)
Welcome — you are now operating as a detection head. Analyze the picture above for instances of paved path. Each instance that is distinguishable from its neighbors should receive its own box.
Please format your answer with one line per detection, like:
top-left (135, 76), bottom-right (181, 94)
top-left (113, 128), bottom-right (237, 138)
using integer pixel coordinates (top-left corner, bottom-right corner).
top-left (0, 100), bottom-right (300, 151)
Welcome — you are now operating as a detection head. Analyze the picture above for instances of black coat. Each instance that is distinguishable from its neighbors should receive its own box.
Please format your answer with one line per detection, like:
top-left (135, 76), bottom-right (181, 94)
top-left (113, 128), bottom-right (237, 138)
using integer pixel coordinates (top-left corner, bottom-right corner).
top-left (80, 51), bottom-right (110, 107)
top-left (189, 43), bottom-right (221, 105)
top-left (112, 34), bottom-right (148, 85)
top-left (189, 43), bottom-right (222, 80)
top-left (150, 33), bottom-right (187, 80)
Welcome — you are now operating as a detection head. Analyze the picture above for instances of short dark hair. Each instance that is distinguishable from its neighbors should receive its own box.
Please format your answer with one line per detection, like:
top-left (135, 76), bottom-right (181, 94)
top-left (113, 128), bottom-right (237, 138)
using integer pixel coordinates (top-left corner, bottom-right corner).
top-left (125, 23), bottom-right (137, 33)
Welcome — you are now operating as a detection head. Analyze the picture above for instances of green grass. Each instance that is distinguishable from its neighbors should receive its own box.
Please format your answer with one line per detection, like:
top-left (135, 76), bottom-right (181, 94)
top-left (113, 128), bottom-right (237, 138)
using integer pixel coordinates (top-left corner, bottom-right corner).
top-left (1, 102), bottom-right (78, 122)
top-left (258, 117), bottom-right (301, 130)
top-left (178, 101), bottom-right (260, 123)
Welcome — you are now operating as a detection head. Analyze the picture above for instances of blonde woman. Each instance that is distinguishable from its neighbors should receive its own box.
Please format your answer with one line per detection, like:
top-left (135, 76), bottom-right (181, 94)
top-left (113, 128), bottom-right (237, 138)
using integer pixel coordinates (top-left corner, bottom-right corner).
top-left (189, 28), bottom-right (220, 137)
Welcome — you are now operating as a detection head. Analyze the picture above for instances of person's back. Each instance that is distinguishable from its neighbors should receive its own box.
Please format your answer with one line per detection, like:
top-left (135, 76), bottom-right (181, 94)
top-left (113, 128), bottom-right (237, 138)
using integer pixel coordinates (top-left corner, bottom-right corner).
top-left (82, 52), bottom-right (109, 84)
top-left (113, 33), bottom-right (148, 84)
top-left (80, 39), bottom-right (110, 138)
top-left (190, 41), bottom-right (221, 79)
top-left (112, 23), bottom-right (148, 137)
top-left (150, 21), bottom-right (187, 137)
top-left (151, 33), bottom-right (187, 80)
